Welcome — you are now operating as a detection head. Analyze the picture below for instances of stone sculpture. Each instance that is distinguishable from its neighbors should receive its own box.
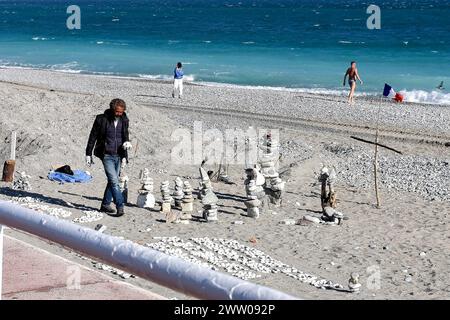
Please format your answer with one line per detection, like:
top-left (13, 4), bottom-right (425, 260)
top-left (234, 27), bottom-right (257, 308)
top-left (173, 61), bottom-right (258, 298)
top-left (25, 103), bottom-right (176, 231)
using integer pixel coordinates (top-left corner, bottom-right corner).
top-left (180, 180), bottom-right (194, 219)
top-left (12, 171), bottom-right (31, 191)
top-left (172, 177), bottom-right (184, 208)
top-left (136, 168), bottom-right (155, 208)
top-left (160, 180), bottom-right (173, 214)
top-left (198, 167), bottom-right (219, 221)
top-left (258, 132), bottom-right (285, 207)
top-left (243, 167), bottom-right (266, 218)
top-left (318, 166), bottom-right (343, 224)
top-left (348, 273), bottom-right (361, 292)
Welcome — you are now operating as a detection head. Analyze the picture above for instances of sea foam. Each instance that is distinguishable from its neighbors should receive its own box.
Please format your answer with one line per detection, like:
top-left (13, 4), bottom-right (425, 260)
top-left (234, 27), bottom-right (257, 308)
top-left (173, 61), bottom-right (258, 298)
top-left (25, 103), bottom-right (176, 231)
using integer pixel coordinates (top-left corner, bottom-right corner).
top-left (401, 90), bottom-right (450, 105)
top-left (138, 74), bottom-right (195, 81)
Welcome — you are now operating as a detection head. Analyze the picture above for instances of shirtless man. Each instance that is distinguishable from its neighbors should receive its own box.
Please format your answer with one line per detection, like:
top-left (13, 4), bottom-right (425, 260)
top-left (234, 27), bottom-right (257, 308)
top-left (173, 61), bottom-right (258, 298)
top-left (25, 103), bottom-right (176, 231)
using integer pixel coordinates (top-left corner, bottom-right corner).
top-left (343, 61), bottom-right (363, 104)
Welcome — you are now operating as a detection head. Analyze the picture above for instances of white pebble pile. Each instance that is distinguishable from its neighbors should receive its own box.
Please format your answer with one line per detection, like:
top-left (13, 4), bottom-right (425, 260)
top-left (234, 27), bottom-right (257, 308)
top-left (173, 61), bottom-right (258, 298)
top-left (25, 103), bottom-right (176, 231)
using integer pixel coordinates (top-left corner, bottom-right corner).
top-left (73, 210), bottom-right (104, 223)
top-left (147, 236), bottom-right (344, 291)
top-left (7, 196), bottom-right (72, 218)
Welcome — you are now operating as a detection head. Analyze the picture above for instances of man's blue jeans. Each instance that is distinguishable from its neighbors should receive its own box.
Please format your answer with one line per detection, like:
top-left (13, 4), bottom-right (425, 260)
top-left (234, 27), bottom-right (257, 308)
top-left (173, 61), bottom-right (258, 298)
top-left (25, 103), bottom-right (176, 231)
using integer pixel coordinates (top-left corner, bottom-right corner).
top-left (102, 155), bottom-right (124, 209)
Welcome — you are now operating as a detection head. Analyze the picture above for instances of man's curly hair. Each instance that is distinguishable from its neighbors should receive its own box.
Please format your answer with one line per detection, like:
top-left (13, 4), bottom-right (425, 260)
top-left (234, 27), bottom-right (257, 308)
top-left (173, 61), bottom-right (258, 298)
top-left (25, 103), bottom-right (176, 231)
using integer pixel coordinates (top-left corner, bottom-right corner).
top-left (110, 98), bottom-right (126, 110)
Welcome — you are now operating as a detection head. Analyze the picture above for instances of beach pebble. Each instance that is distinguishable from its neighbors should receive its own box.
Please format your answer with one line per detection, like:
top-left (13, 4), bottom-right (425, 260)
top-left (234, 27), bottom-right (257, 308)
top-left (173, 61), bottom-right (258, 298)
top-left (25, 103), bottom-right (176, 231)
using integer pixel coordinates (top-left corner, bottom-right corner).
top-left (419, 252), bottom-right (426, 257)
top-left (144, 236), bottom-right (345, 288)
top-left (280, 219), bottom-right (296, 225)
top-left (232, 221), bottom-right (244, 225)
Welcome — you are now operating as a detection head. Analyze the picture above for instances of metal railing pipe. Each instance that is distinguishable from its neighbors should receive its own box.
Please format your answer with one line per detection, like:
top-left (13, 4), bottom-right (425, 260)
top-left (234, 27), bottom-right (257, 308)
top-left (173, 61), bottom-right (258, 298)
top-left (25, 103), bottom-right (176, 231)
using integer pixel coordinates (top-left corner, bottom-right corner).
top-left (0, 200), bottom-right (298, 300)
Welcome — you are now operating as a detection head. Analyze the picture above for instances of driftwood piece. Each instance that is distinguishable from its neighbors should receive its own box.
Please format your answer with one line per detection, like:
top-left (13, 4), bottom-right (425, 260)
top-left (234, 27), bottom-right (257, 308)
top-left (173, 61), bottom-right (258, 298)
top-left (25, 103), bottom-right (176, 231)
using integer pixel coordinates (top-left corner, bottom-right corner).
top-left (350, 136), bottom-right (403, 155)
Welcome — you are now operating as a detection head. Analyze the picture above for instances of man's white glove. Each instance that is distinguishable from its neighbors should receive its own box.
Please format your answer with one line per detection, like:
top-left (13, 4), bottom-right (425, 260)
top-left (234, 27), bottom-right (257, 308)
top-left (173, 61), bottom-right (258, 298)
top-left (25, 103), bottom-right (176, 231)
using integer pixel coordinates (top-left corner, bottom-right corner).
top-left (122, 141), bottom-right (132, 150)
top-left (86, 155), bottom-right (93, 167)
top-left (121, 158), bottom-right (127, 170)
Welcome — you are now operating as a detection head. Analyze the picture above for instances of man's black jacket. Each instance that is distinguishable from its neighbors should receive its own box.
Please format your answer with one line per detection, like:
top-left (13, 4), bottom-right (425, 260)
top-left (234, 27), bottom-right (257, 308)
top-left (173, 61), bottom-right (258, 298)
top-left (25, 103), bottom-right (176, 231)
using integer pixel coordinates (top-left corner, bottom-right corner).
top-left (86, 109), bottom-right (130, 161)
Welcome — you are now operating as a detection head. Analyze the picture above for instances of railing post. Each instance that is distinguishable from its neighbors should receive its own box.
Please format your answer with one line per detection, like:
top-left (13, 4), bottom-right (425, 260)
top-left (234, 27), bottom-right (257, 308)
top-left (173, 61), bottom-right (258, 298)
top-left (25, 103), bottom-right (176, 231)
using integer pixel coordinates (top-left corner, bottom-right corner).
top-left (0, 224), bottom-right (4, 300)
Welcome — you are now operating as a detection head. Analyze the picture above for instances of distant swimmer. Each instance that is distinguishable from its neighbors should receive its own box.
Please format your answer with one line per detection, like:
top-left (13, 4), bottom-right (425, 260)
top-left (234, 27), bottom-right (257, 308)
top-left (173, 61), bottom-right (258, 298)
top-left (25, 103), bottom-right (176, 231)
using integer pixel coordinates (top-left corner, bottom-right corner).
top-left (437, 81), bottom-right (445, 90)
top-left (343, 61), bottom-right (363, 104)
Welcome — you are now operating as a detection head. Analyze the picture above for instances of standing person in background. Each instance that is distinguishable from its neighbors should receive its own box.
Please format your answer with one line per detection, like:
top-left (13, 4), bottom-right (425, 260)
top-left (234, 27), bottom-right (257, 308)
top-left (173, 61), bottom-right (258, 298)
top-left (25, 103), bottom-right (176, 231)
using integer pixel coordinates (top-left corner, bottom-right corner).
top-left (172, 62), bottom-right (184, 99)
top-left (85, 99), bottom-right (132, 217)
top-left (343, 61), bottom-right (363, 104)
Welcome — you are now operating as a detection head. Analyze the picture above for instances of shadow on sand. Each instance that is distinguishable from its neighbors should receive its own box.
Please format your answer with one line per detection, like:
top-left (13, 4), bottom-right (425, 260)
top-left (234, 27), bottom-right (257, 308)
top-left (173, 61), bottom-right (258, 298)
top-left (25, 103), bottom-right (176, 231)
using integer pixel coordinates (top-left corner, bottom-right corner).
top-left (1, 187), bottom-right (99, 212)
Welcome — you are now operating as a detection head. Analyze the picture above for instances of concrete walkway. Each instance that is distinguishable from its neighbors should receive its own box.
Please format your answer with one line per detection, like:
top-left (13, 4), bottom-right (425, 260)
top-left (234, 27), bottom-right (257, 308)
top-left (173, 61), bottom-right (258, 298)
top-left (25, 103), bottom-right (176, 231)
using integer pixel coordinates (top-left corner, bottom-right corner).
top-left (1, 235), bottom-right (166, 300)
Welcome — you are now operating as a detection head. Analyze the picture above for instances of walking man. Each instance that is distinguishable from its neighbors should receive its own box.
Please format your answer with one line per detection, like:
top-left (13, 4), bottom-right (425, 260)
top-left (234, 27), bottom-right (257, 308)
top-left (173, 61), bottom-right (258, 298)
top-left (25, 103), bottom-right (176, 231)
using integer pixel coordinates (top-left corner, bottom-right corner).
top-left (172, 62), bottom-right (184, 98)
top-left (343, 61), bottom-right (363, 104)
top-left (85, 98), bottom-right (132, 216)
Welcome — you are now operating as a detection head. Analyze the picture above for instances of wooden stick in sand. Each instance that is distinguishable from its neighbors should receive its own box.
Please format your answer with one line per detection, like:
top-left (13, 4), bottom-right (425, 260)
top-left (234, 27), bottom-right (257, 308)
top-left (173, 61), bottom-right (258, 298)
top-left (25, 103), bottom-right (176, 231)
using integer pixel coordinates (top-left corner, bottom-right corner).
top-left (133, 139), bottom-right (139, 159)
top-left (10, 131), bottom-right (16, 161)
top-left (350, 136), bottom-right (402, 155)
top-left (373, 98), bottom-right (382, 209)
top-left (2, 131), bottom-right (17, 182)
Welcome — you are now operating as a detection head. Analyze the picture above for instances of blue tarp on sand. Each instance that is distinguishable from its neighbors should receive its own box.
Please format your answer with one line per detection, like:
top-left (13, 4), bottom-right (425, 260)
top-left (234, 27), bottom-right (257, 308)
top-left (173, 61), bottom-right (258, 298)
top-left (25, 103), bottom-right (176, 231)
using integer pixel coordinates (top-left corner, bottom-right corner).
top-left (48, 170), bottom-right (92, 184)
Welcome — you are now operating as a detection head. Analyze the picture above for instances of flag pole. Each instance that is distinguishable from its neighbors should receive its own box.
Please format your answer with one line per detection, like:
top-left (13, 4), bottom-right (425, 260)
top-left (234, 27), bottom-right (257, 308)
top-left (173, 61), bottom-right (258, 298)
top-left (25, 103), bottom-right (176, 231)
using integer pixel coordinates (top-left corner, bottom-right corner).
top-left (373, 94), bottom-right (383, 209)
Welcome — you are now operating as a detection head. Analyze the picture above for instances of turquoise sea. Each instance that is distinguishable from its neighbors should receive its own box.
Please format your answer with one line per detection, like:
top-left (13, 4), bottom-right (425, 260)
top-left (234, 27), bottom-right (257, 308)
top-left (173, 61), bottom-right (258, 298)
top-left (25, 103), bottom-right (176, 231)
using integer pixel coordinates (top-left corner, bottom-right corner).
top-left (0, 0), bottom-right (449, 104)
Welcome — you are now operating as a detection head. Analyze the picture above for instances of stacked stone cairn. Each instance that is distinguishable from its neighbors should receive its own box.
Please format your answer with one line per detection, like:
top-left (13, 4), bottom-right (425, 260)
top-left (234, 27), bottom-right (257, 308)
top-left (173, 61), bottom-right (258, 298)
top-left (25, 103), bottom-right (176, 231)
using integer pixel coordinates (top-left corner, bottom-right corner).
top-left (160, 181), bottom-right (173, 214)
top-left (136, 168), bottom-right (155, 209)
top-left (172, 177), bottom-right (185, 208)
top-left (348, 273), bottom-right (361, 292)
top-left (12, 171), bottom-right (31, 191)
top-left (198, 167), bottom-right (213, 200)
top-left (258, 132), bottom-right (285, 207)
top-left (199, 167), bottom-right (219, 222)
top-left (119, 174), bottom-right (129, 204)
top-left (180, 181), bottom-right (194, 219)
top-left (244, 166), bottom-right (266, 218)
top-left (318, 166), bottom-right (344, 224)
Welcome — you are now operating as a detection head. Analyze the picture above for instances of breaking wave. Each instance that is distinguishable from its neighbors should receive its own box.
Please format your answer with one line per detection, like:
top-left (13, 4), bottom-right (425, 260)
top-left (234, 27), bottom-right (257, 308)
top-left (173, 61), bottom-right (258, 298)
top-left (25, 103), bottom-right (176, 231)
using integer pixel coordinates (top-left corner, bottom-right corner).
top-left (138, 74), bottom-right (195, 81)
top-left (401, 90), bottom-right (450, 105)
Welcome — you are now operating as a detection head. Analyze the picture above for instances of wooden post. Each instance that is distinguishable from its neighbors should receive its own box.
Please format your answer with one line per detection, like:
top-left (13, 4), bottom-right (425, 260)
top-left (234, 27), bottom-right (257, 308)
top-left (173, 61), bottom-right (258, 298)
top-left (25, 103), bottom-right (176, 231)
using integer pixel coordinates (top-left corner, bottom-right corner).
top-left (2, 160), bottom-right (16, 182)
top-left (133, 139), bottom-right (139, 159)
top-left (374, 137), bottom-right (381, 208)
top-left (373, 98), bottom-right (382, 208)
top-left (10, 131), bottom-right (16, 161)
top-left (2, 132), bottom-right (17, 182)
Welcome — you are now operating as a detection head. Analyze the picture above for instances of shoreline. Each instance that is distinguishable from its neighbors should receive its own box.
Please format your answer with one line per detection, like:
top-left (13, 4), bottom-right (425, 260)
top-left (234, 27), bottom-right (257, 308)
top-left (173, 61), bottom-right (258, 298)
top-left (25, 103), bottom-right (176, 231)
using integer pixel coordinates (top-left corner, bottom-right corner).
top-left (1, 65), bottom-right (448, 107)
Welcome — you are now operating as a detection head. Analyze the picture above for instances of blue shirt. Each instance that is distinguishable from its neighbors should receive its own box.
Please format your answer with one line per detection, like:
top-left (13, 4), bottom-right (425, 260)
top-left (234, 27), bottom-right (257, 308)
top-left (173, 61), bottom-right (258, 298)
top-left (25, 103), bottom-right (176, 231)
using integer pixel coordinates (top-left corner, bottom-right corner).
top-left (174, 67), bottom-right (184, 79)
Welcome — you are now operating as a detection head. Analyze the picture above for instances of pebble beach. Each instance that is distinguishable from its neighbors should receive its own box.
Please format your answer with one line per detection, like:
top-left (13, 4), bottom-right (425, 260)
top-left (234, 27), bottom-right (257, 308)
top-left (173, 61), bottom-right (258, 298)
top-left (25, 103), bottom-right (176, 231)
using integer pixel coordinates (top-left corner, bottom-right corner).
top-left (0, 67), bottom-right (449, 300)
